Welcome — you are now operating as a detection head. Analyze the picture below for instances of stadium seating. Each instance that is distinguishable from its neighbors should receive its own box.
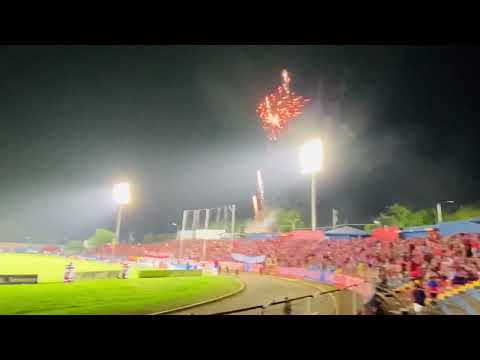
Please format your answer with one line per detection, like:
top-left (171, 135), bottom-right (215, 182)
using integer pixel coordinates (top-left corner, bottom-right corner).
top-left (96, 230), bottom-right (480, 303)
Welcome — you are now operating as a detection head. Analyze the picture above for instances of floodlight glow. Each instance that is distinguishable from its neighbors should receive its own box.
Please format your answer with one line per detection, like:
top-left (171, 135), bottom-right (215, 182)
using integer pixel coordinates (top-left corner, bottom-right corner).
top-left (299, 138), bottom-right (324, 175)
top-left (113, 182), bottom-right (130, 205)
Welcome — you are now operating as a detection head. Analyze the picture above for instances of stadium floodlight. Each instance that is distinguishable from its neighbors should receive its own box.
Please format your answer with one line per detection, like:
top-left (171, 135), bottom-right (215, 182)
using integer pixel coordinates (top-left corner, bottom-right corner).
top-left (170, 222), bottom-right (179, 240)
top-left (300, 138), bottom-right (324, 175)
top-left (299, 138), bottom-right (324, 231)
top-left (112, 182), bottom-right (130, 261)
top-left (113, 182), bottom-right (130, 205)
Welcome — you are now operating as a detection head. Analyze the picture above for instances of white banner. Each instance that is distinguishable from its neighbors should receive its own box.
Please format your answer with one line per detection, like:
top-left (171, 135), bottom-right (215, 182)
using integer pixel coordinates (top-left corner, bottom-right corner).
top-left (231, 253), bottom-right (266, 264)
top-left (179, 229), bottom-right (227, 240)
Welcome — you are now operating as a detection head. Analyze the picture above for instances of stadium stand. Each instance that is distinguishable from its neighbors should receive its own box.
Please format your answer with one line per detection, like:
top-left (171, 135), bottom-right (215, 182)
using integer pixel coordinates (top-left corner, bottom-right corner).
top-left (96, 227), bottom-right (480, 312)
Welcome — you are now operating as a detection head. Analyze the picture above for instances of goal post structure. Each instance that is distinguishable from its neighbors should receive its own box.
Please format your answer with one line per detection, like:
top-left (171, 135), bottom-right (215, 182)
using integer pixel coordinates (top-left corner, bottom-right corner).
top-left (178, 204), bottom-right (236, 260)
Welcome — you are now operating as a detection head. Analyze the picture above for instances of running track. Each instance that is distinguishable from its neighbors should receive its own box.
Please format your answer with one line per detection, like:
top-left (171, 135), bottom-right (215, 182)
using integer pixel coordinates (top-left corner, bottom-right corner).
top-left (170, 273), bottom-right (359, 315)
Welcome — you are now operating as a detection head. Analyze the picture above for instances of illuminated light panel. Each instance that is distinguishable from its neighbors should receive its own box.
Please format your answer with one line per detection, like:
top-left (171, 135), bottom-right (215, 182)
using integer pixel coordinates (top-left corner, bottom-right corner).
top-left (299, 139), bottom-right (324, 175)
top-left (113, 182), bottom-right (130, 205)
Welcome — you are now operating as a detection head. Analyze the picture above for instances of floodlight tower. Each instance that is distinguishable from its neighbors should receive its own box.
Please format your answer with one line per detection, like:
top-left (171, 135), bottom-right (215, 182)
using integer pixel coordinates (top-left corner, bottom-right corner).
top-left (436, 200), bottom-right (455, 224)
top-left (113, 182), bottom-right (130, 261)
top-left (299, 139), bottom-right (324, 231)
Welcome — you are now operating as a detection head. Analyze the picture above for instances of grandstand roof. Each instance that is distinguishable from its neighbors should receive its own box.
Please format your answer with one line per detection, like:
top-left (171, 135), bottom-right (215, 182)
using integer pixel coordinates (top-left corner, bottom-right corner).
top-left (326, 226), bottom-right (368, 236)
top-left (438, 220), bottom-right (480, 236)
top-left (403, 221), bottom-right (480, 236)
top-left (400, 225), bottom-right (438, 233)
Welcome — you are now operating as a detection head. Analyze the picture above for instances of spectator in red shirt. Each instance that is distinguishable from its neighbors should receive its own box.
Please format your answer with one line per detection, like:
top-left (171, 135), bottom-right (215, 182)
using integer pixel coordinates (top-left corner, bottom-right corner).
top-left (470, 238), bottom-right (480, 258)
top-left (410, 261), bottom-right (422, 280)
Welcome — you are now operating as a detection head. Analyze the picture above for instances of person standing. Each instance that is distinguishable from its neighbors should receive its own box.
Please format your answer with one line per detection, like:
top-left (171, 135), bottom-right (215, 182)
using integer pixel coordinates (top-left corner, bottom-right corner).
top-left (465, 241), bottom-right (473, 258)
top-left (471, 236), bottom-right (480, 258)
top-left (283, 297), bottom-right (292, 315)
top-left (412, 280), bottom-right (426, 314)
top-left (427, 275), bottom-right (439, 302)
top-left (121, 262), bottom-right (129, 279)
top-left (64, 262), bottom-right (75, 283)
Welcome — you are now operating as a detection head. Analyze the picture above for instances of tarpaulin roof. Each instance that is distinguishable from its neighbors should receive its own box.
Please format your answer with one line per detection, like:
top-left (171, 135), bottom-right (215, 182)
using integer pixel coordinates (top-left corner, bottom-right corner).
top-left (437, 221), bottom-right (480, 236)
top-left (400, 225), bottom-right (438, 233)
top-left (325, 226), bottom-right (368, 236)
top-left (243, 233), bottom-right (279, 240)
top-left (402, 220), bottom-right (480, 237)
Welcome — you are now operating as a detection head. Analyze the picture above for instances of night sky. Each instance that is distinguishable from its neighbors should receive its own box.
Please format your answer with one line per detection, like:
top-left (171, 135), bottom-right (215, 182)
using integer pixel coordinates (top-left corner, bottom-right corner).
top-left (0, 45), bottom-right (479, 242)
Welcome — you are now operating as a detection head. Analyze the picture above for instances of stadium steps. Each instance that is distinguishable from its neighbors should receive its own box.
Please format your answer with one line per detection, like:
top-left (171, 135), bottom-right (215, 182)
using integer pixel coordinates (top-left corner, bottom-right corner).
top-left (437, 298), bottom-right (471, 315)
top-left (458, 291), bottom-right (480, 315)
top-left (431, 287), bottom-right (480, 315)
top-left (374, 287), bottom-right (413, 314)
top-left (467, 288), bottom-right (480, 302)
top-left (438, 302), bottom-right (466, 315)
top-left (393, 282), bottom-right (480, 315)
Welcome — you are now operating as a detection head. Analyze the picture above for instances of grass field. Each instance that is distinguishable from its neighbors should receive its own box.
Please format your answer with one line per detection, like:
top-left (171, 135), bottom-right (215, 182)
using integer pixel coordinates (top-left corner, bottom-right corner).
top-left (0, 276), bottom-right (243, 314)
top-left (0, 253), bottom-right (243, 314)
top-left (0, 253), bottom-right (122, 282)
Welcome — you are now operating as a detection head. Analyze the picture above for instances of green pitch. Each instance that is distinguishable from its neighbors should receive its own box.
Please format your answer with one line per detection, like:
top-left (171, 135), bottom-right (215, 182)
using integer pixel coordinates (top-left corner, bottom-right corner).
top-left (0, 253), bottom-right (243, 314)
top-left (0, 253), bottom-right (122, 282)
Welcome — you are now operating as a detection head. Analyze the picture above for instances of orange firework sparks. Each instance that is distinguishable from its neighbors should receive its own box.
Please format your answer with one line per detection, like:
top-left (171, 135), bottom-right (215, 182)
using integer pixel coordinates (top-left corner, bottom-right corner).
top-left (256, 69), bottom-right (309, 141)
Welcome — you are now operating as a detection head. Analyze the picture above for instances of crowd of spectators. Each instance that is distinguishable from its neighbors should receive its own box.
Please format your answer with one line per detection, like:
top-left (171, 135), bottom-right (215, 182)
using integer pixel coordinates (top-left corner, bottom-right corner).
top-left (96, 230), bottom-right (480, 300)
top-left (306, 231), bottom-right (480, 297)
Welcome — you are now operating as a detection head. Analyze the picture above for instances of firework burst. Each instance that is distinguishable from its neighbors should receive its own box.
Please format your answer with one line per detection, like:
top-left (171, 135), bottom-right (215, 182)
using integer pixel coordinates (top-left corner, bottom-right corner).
top-left (256, 69), bottom-right (309, 141)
